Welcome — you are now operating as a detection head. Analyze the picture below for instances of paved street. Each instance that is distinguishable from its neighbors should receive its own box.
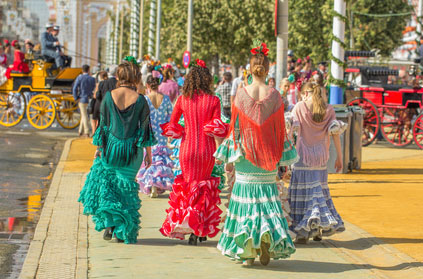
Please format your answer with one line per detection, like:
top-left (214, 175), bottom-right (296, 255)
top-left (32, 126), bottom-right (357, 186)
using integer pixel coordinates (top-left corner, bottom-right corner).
top-left (0, 122), bottom-right (74, 279)
top-left (18, 138), bottom-right (423, 279)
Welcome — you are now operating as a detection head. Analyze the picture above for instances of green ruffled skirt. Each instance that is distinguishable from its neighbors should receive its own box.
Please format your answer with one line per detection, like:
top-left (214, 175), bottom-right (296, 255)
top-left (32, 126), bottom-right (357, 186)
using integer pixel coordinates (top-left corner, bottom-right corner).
top-left (217, 158), bottom-right (296, 260)
top-left (78, 149), bottom-right (144, 244)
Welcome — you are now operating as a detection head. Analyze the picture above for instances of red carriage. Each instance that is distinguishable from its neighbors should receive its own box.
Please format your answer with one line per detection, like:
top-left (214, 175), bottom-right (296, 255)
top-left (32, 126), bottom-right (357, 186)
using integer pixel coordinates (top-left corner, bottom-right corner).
top-left (345, 52), bottom-right (423, 149)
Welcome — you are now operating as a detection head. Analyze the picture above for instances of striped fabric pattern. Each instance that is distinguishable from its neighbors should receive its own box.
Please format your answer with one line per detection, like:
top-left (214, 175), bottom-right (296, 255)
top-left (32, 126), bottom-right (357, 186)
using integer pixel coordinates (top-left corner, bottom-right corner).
top-left (217, 158), bottom-right (295, 260)
top-left (288, 164), bottom-right (345, 238)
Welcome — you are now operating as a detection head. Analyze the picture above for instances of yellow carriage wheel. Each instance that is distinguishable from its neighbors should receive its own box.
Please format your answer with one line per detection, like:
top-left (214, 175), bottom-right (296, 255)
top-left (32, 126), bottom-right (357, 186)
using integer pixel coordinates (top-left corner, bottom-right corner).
top-left (0, 92), bottom-right (26, 127)
top-left (56, 98), bottom-right (81, 129)
top-left (26, 94), bottom-right (56, 130)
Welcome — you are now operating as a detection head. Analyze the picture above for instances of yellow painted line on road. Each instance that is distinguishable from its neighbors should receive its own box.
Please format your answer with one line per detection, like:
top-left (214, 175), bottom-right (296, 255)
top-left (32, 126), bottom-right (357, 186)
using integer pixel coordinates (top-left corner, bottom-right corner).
top-left (329, 157), bottom-right (423, 262)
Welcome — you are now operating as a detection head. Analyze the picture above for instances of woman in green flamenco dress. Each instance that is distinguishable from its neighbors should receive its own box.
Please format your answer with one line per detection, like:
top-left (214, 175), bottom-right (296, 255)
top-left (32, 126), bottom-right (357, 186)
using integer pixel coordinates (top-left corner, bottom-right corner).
top-left (78, 61), bottom-right (156, 244)
top-left (215, 42), bottom-right (297, 266)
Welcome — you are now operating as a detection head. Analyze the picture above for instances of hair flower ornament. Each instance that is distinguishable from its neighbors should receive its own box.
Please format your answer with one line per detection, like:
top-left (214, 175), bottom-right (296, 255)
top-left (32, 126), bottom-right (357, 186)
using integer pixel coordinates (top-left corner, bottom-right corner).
top-left (163, 64), bottom-right (173, 70)
top-left (123, 56), bottom-right (139, 66)
top-left (250, 39), bottom-right (269, 56)
top-left (196, 59), bottom-right (207, 68)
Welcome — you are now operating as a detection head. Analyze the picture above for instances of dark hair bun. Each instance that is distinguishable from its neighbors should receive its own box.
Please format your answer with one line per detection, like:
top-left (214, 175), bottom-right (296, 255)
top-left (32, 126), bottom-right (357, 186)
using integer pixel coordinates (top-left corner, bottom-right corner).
top-left (146, 75), bottom-right (160, 90)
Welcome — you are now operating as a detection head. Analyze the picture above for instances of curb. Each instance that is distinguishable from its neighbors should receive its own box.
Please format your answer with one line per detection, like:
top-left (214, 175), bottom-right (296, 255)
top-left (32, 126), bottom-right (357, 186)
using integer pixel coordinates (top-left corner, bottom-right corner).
top-left (19, 138), bottom-right (74, 279)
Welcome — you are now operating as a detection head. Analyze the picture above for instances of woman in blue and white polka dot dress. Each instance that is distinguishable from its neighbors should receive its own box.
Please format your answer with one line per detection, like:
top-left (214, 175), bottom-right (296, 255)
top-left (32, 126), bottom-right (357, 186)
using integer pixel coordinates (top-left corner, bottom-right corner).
top-left (137, 74), bottom-right (175, 198)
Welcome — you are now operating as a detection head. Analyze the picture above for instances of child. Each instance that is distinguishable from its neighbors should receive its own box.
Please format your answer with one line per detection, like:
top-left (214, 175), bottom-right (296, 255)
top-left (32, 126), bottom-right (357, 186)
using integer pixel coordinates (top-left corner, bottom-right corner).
top-left (288, 82), bottom-right (347, 243)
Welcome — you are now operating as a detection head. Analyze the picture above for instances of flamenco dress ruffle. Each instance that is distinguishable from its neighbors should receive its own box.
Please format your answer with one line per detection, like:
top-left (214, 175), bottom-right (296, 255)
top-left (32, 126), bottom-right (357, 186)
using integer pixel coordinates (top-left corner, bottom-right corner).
top-left (137, 145), bottom-right (175, 194)
top-left (288, 120), bottom-right (346, 239)
top-left (78, 116), bottom-right (156, 244)
top-left (159, 118), bottom-right (228, 239)
top-left (79, 158), bottom-right (142, 244)
top-left (214, 137), bottom-right (297, 260)
top-left (170, 138), bottom-right (182, 176)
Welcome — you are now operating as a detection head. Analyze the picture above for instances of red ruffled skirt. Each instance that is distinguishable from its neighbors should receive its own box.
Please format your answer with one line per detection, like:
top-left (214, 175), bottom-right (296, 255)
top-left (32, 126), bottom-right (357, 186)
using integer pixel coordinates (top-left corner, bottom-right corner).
top-left (160, 175), bottom-right (222, 239)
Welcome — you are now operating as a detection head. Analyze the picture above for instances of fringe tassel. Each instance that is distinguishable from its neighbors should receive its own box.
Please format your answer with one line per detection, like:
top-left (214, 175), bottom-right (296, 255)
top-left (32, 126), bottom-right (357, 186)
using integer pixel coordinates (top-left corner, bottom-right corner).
top-left (228, 103), bottom-right (286, 171)
top-left (297, 138), bottom-right (329, 167)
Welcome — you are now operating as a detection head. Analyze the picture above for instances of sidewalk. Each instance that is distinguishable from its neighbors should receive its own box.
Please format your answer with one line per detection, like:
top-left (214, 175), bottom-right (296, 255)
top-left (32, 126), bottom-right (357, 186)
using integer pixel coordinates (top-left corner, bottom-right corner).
top-left (19, 139), bottom-right (423, 279)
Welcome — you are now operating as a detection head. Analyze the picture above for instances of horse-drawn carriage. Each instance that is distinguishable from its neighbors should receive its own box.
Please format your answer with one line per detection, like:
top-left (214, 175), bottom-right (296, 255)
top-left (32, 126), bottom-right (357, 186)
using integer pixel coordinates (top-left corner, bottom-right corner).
top-left (345, 51), bottom-right (423, 149)
top-left (0, 59), bottom-right (82, 130)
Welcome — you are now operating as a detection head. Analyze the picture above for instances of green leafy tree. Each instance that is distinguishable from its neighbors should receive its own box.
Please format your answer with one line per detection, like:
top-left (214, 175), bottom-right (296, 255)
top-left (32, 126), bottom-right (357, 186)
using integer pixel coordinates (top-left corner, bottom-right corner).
top-left (104, 0), bottom-right (412, 69)
top-left (288, 0), bottom-right (411, 62)
top-left (347, 0), bottom-right (411, 56)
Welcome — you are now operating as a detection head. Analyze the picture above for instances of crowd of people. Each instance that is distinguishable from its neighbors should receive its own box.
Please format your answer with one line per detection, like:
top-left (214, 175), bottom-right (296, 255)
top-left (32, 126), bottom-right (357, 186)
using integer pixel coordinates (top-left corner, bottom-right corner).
top-left (76, 40), bottom-right (347, 267)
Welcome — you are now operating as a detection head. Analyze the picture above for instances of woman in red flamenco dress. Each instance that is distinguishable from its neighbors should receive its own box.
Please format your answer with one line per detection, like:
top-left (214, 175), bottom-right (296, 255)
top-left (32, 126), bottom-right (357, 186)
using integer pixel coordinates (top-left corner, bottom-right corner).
top-left (160, 59), bottom-right (229, 245)
top-left (5, 40), bottom-right (29, 79)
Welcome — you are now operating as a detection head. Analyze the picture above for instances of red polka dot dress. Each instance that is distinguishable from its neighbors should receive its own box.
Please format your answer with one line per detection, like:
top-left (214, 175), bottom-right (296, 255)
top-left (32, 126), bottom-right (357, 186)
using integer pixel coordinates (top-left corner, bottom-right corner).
top-left (160, 93), bottom-right (228, 239)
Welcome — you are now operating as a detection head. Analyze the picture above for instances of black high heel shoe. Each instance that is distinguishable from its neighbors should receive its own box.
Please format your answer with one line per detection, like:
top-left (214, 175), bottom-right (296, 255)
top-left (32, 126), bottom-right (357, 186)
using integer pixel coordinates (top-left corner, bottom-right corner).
top-left (103, 227), bottom-right (114, 241)
top-left (188, 233), bottom-right (198, 245)
top-left (199, 237), bottom-right (207, 243)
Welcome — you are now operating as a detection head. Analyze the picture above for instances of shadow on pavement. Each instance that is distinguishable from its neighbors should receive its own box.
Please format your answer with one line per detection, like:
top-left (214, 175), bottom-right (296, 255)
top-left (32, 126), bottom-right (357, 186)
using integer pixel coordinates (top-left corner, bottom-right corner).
top-left (331, 194), bottom-right (381, 198)
top-left (354, 168), bottom-right (423, 175)
top-left (255, 260), bottom-right (423, 273)
top-left (330, 180), bottom-right (420, 184)
top-left (323, 237), bottom-right (423, 251)
top-left (295, 237), bottom-right (423, 251)
top-left (136, 237), bottom-right (218, 247)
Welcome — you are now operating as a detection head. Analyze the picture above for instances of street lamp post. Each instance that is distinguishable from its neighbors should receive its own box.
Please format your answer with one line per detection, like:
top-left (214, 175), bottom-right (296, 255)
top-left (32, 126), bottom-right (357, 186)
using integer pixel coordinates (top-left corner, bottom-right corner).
top-left (330, 0), bottom-right (346, 105)
top-left (118, 5), bottom-right (124, 62)
top-left (129, 0), bottom-right (140, 58)
top-left (139, 0), bottom-right (144, 59)
top-left (113, 0), bottom-right (120, 64)
top-left (155, 0), bottom-right (161, 60)
top-left (275, 0), bottom-right (288, 89)
top-left (148, 0), bottom-right (156, 57)
top-left (187, 0), bottom-right (193, 53)
top-left (186, 0), bottom-right (193, 73)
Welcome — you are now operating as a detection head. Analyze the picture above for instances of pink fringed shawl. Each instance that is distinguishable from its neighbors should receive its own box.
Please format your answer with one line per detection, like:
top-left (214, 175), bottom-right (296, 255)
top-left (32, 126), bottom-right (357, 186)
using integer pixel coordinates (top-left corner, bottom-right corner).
top-left (292, 101), bottom-right (336, 167)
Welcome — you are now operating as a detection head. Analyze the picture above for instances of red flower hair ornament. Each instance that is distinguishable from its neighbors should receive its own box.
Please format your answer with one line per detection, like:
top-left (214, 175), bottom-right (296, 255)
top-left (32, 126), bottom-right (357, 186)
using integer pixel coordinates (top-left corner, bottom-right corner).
top-left (250, 41), bottom-right (269, 56)
top-left (163, 63), bottom-right (173, 70)
top-left (196, 59), bottom-right (207, 68)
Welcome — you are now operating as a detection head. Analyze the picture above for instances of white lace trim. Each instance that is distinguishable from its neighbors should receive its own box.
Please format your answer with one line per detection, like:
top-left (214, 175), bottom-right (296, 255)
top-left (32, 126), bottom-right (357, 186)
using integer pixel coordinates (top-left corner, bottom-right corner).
top-left (293, 166), bottom-right (327, 171)
top-left (226, 211), bottom-right (284, 223)
top-left (235, 172), bottom-right (276, 184)
top-left (222, 223), bottom-right (287, 237)
top-left (329, 120), bottom-right (348, 135)
top-left (230, 193), bottom-right (279, 204)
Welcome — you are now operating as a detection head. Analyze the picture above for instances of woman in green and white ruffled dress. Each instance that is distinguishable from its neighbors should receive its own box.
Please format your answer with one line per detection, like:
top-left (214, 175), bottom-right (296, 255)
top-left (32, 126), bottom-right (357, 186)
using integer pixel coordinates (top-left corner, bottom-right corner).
top-left (215, 43), bottom-right (297, 266)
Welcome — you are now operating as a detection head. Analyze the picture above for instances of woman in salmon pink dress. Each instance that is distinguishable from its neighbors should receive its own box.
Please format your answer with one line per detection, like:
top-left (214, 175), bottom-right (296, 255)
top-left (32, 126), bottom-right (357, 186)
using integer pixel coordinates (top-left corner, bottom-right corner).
top-left (160, 59), bottom-right (229, 245)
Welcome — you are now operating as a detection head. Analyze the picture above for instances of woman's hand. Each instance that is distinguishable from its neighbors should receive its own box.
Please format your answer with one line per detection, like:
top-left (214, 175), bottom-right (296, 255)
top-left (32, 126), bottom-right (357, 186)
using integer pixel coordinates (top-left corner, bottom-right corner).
top-left (335, 155), bottom-right (343, 173)
top-left (225, 163), bottom-right (234, 172)
top-left (144, 146), bottom-right (153, 169)
top-left (144, 153), bottom-right (152, 169)
top-left (332, 134), bottom-right (343, 173)
top-left (94, 149), bottom-right (101, 159)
